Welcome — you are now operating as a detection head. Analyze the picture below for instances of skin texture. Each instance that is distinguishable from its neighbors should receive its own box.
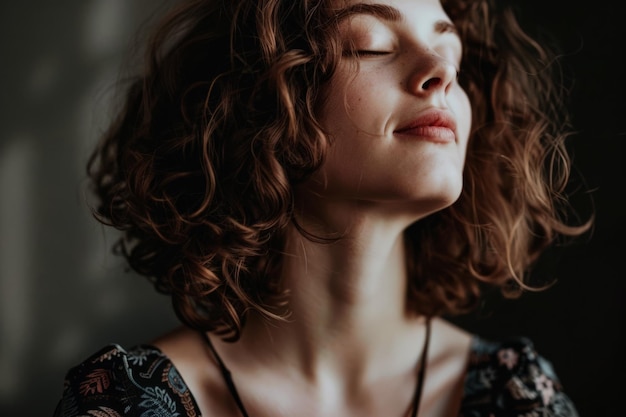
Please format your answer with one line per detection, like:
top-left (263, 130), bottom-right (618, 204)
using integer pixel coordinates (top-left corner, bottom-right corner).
top-left (155, 1), bottom-right (474, 416)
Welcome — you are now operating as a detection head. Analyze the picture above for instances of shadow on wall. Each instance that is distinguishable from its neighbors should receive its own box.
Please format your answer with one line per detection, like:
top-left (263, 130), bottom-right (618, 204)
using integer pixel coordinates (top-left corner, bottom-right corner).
top-left (0, 0), bottom-right (624, 416)
top-left (0, 1), bottom-right (178, 415)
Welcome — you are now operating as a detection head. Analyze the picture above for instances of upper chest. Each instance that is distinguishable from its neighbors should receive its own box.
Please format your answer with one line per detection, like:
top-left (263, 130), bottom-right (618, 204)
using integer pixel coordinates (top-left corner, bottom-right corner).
top-left (154, 321), bottom-right (474, 417)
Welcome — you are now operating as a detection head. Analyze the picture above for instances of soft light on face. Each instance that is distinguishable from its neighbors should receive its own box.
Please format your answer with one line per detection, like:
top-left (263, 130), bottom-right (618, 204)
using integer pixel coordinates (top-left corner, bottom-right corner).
top-left (307, 0), bottom-right (472, 220)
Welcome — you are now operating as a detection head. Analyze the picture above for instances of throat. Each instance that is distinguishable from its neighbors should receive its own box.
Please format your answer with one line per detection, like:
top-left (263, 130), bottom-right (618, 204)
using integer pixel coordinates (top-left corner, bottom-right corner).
top-left (280, 221), bottom-right (412, 327)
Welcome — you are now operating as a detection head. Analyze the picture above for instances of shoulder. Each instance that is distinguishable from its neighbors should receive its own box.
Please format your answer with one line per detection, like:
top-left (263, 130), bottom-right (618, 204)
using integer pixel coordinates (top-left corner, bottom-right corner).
top-left (53, 343), bottom-right (201, 417)
top-left (460, 336), bottom-right (579, 417)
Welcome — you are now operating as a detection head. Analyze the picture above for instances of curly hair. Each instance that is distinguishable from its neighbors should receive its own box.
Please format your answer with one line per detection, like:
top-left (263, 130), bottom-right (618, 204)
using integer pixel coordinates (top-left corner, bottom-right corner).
top-left (87, 0), bottom-right (590, 340)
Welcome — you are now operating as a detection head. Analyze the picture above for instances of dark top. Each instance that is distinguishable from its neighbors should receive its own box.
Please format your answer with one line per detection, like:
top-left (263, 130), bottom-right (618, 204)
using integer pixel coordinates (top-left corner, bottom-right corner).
top-left (52, 336), bottom-right (579, 417)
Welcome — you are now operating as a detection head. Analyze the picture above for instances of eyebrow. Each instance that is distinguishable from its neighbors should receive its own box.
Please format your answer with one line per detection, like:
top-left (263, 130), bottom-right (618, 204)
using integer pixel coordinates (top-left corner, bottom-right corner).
top-left (335, 3), bottom-right (458, 35)
top-left (335, 3), bottom-right (402, 22)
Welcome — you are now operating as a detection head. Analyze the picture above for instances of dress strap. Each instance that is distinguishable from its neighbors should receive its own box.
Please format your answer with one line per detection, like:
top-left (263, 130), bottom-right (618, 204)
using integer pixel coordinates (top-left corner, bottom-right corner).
top-left (410, 316), bottom-right (432, 417)
top-left (200, 332), bottom-right (251, 417)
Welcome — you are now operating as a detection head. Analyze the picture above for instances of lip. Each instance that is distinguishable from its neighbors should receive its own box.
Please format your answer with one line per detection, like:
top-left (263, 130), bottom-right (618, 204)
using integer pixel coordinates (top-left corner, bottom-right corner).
top-left (394, 109), bottom-right (457, 144)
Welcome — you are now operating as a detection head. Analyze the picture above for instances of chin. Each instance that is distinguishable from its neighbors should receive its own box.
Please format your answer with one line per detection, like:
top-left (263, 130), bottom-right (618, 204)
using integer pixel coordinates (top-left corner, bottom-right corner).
top-left (418, 175), bottom-right (463, 201)
top-left (406, 183), bottom-right (464, 218)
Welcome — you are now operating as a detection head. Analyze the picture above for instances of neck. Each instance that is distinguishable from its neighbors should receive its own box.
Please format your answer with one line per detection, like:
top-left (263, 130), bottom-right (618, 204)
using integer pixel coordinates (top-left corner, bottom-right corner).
top-left (284, 218), bottom-right (409, 333)
top-left (238, 202), bottom-right (427, 385)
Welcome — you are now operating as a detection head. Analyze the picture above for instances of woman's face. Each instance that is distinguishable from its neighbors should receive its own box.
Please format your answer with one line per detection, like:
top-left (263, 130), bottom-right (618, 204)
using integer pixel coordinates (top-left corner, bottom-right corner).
top-left (307, 0), bottom-right (471, 219)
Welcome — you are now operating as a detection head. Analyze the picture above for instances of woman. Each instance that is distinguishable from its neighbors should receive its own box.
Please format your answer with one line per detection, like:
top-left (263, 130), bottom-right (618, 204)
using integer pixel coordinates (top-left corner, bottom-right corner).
top-left (53, 0), bottom-right (590, 415)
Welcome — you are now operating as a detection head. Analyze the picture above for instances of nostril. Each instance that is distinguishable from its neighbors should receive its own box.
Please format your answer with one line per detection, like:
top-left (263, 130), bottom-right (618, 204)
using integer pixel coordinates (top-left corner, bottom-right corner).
top-left (422, 77), bottom-right (442, 90)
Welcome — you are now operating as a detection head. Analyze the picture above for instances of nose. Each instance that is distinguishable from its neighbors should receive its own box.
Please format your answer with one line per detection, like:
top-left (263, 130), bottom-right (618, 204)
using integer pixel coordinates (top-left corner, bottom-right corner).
top-left (407, 53), bottom-right (457, 97)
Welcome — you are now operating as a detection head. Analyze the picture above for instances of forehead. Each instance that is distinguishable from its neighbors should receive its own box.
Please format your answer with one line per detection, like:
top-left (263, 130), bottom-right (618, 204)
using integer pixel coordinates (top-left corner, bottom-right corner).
top-left (335, 0), bottom-right (444, 11)
top-left (333, 0), bottom-right (449, 23)
top-left (332, 0), bottom-right (455, 38)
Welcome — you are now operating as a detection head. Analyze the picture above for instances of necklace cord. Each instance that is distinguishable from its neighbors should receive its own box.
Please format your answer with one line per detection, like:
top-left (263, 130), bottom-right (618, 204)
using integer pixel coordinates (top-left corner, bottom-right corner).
top-left (201, 317), bottom-right (432, 417)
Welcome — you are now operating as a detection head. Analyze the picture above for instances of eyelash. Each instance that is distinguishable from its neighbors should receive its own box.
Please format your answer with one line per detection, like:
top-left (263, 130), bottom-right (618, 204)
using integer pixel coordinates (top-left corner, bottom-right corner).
top-left (355, 50), bottom-right (390, 56)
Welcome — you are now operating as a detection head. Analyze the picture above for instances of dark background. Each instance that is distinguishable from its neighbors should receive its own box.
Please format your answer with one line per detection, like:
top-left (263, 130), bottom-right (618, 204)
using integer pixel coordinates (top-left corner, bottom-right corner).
top-left (0, 1), bottom-right (623, 416)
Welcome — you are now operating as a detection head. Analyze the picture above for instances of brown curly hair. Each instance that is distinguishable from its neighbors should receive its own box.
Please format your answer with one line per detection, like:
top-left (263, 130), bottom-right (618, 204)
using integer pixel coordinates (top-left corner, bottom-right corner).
top-left (87, 0), bottom-right (591, 340)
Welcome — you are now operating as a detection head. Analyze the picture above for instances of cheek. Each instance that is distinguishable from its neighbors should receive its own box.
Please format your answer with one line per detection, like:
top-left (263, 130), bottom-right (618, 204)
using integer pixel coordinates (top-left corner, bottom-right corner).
top-left (326, 75), bottom-right (391, 137)
top-left (326, 60), bottom-right (387, 107)
top-left (319, 73), bottom-right (351, 130)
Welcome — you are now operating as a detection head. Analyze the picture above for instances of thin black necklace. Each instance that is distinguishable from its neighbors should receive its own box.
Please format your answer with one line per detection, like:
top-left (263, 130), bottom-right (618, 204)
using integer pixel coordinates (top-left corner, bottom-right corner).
top-left (201, 318), bottom-right (432, 417)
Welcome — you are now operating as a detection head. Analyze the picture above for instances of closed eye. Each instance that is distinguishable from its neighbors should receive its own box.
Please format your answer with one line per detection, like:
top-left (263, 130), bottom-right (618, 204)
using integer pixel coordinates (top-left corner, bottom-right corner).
top-left (355, 50), bottom-right (391, 56)
top-left (342, 49), bottom-right (392, 58)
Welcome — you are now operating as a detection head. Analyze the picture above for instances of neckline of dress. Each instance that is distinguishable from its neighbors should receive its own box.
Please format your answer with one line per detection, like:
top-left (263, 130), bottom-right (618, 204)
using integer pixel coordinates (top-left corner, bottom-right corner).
top-left (200, 317), bottom-right (432, 417)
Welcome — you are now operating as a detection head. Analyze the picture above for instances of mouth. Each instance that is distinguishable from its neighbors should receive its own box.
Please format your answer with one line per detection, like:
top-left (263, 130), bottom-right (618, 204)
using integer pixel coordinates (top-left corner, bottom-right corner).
top-left (394, 109), bottom-right (457, 144)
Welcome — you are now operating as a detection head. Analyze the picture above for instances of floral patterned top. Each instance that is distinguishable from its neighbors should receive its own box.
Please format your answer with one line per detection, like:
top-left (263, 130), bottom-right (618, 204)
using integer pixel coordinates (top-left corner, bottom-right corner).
top-left (52, 336), bottom-right (579, 417)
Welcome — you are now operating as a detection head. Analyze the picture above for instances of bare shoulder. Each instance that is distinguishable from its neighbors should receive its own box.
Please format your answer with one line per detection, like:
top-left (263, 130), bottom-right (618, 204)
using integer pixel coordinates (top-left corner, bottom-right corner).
top-left (151, 326), bottom-right (206, 362)
top-left (151, 327), bottom-right (212, 407)
top-left (431, 317), bottom-right (473, 351)
top-left (419, 318), bottom-right (474, 417)
top-left (151, 326), bottom-right (240, 417)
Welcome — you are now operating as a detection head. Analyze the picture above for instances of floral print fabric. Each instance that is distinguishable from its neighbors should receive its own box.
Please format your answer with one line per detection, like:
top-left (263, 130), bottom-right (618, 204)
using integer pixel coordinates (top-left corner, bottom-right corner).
top-left (459, 337), bottom-right (579, 417)
top-left (53, 344), bottom-right (200, 417)
top-left (53, 336), bottom-right (579, 417)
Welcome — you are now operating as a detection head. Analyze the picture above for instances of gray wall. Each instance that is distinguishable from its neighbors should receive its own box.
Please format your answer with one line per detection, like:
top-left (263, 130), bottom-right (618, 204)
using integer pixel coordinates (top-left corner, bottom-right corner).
top-left (1, 1), bottom-right (624, 416)
top-left (0, 1), bottom-right (179, 415)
